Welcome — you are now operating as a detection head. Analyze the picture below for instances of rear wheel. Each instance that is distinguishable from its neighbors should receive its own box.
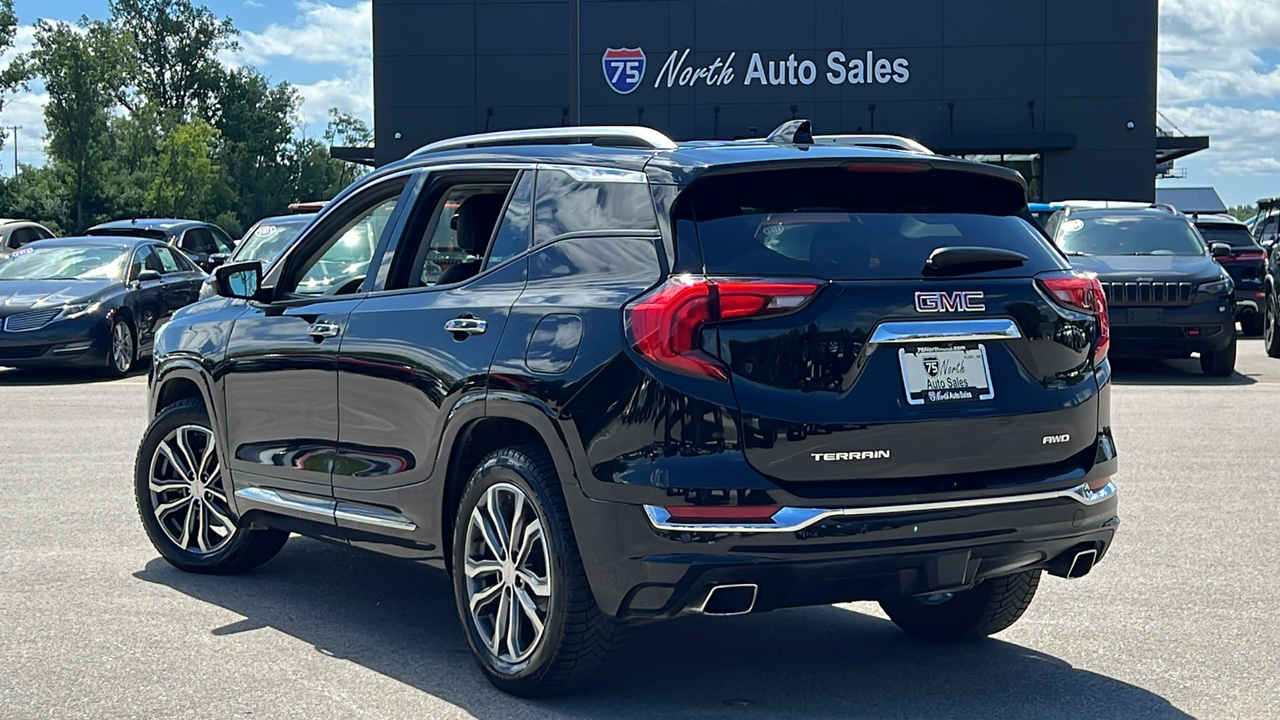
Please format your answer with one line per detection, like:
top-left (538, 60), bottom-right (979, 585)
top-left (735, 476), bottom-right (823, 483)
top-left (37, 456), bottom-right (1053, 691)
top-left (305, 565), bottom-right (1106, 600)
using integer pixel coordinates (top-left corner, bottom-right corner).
top-left (1241, 313), bottom-right (1265, 337)
top-left (1200, 336), bottom-right (1237, 376)
top-left (452, 445), bottom-right (621, 697)
top-left (879, 570), bottom-right (1041, 641)
top-left (1266, 294), bottom-right (1280, 358)
top-left (135, 398), bottom-right (289, 573)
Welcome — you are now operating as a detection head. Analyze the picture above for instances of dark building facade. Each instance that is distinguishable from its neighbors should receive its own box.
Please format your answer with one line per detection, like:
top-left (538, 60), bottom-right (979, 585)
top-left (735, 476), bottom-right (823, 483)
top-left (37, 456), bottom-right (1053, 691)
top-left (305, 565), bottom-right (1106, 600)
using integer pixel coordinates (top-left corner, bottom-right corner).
top-left (372, 0), bottom-right (1160, 201)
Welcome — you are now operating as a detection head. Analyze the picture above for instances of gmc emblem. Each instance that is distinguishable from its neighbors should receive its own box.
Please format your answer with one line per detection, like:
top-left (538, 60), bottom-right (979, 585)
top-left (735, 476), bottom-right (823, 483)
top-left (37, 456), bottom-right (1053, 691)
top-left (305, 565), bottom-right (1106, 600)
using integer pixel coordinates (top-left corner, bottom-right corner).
top-left (914, 291), bottom-right (985, 313)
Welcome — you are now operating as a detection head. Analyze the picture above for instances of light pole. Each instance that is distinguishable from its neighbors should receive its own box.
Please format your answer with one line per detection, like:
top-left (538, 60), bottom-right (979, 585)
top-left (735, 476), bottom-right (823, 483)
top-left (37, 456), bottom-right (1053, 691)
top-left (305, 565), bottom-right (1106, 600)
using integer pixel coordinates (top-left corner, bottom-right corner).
top-left (7, 126), bottom-right (20, 177)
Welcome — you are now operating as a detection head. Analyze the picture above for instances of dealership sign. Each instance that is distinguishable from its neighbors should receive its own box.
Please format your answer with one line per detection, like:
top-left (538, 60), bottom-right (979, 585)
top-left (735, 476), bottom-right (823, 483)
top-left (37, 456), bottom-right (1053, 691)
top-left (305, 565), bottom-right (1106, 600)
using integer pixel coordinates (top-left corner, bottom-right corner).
top-left (603, 47), bottom-right (910, 93)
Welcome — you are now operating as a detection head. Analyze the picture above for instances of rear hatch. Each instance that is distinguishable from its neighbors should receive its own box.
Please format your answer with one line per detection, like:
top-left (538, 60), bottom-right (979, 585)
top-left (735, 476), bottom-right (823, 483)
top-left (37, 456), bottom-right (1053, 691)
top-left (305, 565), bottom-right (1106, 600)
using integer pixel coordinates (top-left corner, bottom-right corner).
top-left (679, 164), bottom-right (1106, 489)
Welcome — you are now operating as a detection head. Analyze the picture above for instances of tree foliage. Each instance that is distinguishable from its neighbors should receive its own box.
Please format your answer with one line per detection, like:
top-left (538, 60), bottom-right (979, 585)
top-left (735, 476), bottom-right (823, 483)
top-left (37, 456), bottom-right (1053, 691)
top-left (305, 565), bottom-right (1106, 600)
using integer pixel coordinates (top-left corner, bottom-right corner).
top-left (0, 0), bottom-right (368, 235)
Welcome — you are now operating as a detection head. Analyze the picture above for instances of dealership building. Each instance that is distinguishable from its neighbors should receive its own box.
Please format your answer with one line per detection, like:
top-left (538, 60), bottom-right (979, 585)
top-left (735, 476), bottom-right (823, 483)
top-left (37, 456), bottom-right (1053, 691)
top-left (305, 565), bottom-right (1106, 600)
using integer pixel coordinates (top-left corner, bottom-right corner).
top-left (364, 0), bottom-right (1205, 202)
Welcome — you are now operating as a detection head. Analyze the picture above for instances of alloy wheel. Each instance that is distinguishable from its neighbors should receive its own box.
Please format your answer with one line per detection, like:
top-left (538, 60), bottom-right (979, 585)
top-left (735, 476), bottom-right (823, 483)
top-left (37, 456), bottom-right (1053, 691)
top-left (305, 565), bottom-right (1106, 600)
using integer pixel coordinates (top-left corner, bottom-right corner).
top-left (1267, 297), bottom-right (1276, 350)
top-left (112, 321), bottom-right (134, 374)
top-left (148, 424), bottom-right (237, 554)
top-left (463, 482), bottom-right (552, 666)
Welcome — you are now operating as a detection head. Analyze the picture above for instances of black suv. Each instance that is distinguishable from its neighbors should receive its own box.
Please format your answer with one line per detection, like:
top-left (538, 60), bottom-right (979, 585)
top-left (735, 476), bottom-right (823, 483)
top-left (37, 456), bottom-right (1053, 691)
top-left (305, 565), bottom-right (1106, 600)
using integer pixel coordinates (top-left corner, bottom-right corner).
top-left (1045, 204), bottom-right (1237, 375)
top-left (1193, 213), bottom-right (1267, 335)
top-left (134, 122), bottom-right (1119, 697)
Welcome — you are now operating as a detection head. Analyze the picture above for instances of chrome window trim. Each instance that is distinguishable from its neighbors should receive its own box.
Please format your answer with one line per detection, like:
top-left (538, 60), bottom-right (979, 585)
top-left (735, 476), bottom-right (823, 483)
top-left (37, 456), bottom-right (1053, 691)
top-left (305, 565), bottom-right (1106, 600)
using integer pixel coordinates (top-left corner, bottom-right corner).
top-left (410, 126), bottom-right (677, 156)
top-left (869, 318), bottom-right (1023, 345)
top-left (643, 480), bottom-right (1116, 534)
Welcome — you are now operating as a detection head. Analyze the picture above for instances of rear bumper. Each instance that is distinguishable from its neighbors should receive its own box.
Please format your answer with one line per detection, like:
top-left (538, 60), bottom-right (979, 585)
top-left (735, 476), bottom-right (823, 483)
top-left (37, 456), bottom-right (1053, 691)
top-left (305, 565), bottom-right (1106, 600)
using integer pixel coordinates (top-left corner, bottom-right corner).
top-left (570, 479), bottom-right (1119, 621)
top-left (1234, 288), bottom-right (1265, 318)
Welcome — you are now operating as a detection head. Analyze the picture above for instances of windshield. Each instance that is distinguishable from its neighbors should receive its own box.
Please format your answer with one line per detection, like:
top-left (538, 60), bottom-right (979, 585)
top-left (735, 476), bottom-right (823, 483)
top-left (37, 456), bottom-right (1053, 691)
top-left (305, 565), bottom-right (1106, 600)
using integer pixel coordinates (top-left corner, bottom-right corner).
top-left (1197, 224), bottom-right (1257, 249)
top-left (0, 246), bottom-right (128, 281)
top-left (1056, 215), bottom-right (1206, 256)
top-left (234, 220), bottom-right (308, 265)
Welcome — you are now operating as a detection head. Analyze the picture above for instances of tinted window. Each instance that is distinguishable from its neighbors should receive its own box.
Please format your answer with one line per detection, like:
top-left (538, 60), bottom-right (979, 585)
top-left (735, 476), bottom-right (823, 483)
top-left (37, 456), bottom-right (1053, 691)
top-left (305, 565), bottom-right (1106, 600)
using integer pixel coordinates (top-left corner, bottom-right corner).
top-left (485, 171), bottom-right (533, 268)
top-left (1057, 215), bottom-right (1205, 256)
top-left (412, 187), bottom-right (507, 287)
top-left (154, 245), bottom-right (189, 273)
top-left (182, 228), bottom-right (216, 254)
top-left (209, 227), bottom-right (234, 253)
top-left (8, 228), bottom-right (34, 249)
top-left (533, 168), bottom-right (657, 245)
top-left (1198, 224), bottom-right (1258, 249)
top-left (688, 167), bottom-right (1056, 279)
top-left (88, 227), bottom-right (167, 241)
top-left (133, 245), bottom-right (166, 275)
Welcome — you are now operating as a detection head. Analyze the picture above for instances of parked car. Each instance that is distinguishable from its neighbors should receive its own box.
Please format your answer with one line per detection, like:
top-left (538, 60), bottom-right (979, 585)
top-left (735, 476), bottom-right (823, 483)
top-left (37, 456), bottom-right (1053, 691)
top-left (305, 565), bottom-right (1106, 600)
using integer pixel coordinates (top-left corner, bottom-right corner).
top-left (134, 121), bottom-right (1118, 697)
top-left (86, 218), bottom-right (235, 272)
top-left (1045, 204), bottom-right (1237, 375)
top-left (0, 237), bottom-right (205, 375)
top-left (0, 219), bottom-right (57, 262)
top-left (1192, 213), bottom-right (1267, 335)
top-left (1250, 197), bottom-right (1280, 248)
top-left (198, 214), bottom-right (317, 299)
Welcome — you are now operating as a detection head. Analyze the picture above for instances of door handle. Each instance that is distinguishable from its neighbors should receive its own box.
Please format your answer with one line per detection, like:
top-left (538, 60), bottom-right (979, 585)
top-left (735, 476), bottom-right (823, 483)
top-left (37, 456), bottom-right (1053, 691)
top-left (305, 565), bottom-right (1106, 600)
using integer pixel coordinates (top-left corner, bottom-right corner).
top-left (307, 321), bottom-right (341, 339)
top-left (444, 317), bottom-right (487, 336)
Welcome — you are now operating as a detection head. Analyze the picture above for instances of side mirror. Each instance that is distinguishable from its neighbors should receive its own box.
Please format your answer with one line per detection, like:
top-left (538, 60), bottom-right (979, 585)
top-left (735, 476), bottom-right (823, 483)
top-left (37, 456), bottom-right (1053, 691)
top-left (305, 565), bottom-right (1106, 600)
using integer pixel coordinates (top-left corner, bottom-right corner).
top-left (214, 261), bottom-right (264, 300)
top-left (1210, 242), bottom-right (1232, 258)
top-left (209, 252), bottom-right (230, 268)
top-left (137, 269), bottom-right (162, 282)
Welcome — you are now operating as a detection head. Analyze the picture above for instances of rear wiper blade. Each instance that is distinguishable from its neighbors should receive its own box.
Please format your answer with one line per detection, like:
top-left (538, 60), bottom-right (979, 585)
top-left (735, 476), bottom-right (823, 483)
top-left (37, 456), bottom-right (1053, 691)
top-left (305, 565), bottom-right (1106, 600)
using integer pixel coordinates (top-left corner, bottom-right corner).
top-left (923, 246), bottom-right (1028, 276)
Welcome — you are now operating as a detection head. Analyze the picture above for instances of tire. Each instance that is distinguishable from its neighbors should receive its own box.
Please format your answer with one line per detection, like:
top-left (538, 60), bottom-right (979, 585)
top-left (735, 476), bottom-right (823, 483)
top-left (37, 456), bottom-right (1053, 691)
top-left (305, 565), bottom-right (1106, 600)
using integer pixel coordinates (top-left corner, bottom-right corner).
top-left (452, 445), bottom-right (622, 697)
top-left (1266, 294), bottom-right (1280, 358)
top-left (1199, 336), bottom-right (1237, 377)
top-left (104, 316), bottom-right (136, 377)
top-left (1241, 313), bottom-right (1265, 338)
top-left (879, 570), bottom-right (1041, 642)
top-left (135, 398), bottom-right (289, 574)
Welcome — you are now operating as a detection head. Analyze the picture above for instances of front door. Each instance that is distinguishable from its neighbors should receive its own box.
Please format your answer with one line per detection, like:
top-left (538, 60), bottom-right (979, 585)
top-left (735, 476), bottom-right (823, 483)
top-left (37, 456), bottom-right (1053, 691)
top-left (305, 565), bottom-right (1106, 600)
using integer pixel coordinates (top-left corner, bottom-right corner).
top-left (221, 176), bottom-right (415, 492)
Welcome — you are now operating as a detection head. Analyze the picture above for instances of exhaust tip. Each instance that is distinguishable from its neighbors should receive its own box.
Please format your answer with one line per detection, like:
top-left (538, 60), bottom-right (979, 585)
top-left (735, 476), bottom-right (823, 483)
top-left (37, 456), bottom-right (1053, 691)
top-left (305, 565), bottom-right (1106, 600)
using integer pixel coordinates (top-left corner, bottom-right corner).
top-left (699, 584), bottom-right (758, 616)
top-left (1066, 548), bottom-right (1098, 578)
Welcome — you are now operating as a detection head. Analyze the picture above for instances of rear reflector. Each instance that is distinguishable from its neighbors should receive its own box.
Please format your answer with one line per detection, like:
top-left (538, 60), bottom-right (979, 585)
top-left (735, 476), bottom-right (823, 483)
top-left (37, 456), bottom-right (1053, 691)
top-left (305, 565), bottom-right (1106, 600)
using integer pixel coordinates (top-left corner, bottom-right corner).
top-left (663, 505), bottom-right (779, 523)
top-left (626, 276), bottom-right (821, 380)
top-left (1039, 273), bottom-right (1109, 364)
top-left (1087, 476), bottom-right (1112, 491)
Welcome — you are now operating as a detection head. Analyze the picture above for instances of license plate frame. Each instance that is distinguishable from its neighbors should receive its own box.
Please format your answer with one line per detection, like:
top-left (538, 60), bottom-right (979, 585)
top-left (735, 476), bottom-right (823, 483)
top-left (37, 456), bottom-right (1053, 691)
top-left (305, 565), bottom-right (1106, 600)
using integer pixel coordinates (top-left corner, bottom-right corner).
top-left (898, 344), bottom-right (995, 406)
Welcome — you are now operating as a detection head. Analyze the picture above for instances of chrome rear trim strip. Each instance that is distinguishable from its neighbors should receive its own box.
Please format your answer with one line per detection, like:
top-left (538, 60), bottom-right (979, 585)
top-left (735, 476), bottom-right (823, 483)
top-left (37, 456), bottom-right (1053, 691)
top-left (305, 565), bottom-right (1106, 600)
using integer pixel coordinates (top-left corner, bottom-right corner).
top-left (869, 318), bottom-right (1022, 345)
top-left (644, 480), bottom-right (1116, 533)
top-left (235, 487), bottom-right (334, 519)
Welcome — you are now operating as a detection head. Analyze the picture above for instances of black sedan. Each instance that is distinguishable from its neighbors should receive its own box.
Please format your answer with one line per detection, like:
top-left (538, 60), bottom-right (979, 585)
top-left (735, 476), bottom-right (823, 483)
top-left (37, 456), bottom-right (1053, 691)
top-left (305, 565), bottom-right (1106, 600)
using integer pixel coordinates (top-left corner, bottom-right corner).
top-left (87, 218), bottom-right (236, 272)
top-left (0, 237), bottom-right (205, 376)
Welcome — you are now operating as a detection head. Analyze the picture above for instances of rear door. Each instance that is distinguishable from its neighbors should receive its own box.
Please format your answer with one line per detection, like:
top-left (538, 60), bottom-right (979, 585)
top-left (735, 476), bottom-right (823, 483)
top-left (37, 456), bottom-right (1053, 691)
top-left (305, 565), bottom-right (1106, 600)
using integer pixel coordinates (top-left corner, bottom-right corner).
top-left (681, 164), bottom-right (1105, 487)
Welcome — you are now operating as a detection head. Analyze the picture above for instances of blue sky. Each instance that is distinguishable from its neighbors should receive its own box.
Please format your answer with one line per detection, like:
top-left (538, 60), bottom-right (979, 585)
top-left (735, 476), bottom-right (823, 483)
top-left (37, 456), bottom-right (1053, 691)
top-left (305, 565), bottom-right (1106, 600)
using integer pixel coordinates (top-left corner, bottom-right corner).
top-left (4, 0), bottom-right (1280, 209)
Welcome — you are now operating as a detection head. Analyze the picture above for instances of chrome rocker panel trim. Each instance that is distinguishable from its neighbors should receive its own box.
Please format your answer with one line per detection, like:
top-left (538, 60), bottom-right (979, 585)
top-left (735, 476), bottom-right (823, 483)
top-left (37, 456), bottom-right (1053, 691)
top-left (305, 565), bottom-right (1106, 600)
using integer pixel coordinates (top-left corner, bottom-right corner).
top-left (869, 318), bottom-right (1023, 345)
top-left (235, 487), bottom-right (418, 532)
top-left (643, 480), bottom-right (1117, 533)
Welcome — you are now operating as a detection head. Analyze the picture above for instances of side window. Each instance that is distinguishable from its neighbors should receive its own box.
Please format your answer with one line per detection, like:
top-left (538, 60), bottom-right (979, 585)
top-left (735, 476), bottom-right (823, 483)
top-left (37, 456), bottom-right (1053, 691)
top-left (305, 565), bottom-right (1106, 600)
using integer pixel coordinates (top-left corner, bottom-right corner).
top-left (8, 228), bottom-right (33, 249)
top-left (153, 245), bottom-right (183, 273)
top-left (183, 228), bottom-right (216, 254)
top-left (533, 167), bottom-right (658, 245)
top-left (283, 177), bottom-right (410, 296)
top-left (484, 171), bottom-right (533, 270)
top-left (411, 187), bottom-right (509, 287)
top-left (131, 245), bottom-right (156, 279)
top-left (209, 227), bottom-right (235, 253)
top-left (36, 226), bottom-right (55, 240)
top-left (1043, 213), bottom-right (1061, 241)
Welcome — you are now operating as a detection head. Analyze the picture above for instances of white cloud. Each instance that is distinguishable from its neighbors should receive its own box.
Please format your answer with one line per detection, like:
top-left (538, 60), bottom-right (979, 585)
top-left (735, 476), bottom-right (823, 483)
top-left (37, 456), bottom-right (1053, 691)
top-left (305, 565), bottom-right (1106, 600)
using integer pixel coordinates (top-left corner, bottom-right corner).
top-left (294, 70), bottom-right (372, 128)
top-left (237, 1), bottom-right (371, 68)
top-left (0, 25), bottom-right (48, 171)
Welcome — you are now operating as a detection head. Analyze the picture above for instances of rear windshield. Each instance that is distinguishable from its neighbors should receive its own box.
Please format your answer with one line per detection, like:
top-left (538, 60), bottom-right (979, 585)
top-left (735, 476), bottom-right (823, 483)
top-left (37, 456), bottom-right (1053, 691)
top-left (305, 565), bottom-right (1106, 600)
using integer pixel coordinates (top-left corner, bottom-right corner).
top-left (685, 167), bottom-right (1060, 279)
top-left (1197, 223), bottom-right (1257, 249)
top-left (1057, 215), bottom-right (1205, 256)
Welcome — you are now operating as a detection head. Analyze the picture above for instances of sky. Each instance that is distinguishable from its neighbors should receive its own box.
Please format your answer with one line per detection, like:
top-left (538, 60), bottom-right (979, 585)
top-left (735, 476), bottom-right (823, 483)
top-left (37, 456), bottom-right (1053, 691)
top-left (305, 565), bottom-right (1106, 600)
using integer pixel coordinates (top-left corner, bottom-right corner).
top-left (2, 0), bottom-right (1279, 208)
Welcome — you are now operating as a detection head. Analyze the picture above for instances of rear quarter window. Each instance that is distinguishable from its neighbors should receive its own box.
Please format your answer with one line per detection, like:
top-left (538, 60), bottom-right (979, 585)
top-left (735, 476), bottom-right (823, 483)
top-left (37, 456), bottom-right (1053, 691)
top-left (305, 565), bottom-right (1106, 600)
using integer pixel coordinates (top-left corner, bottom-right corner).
top-left (684, 167), bottom-right (1062, 279)
top-left (533, 167), bottom-right (658, 245)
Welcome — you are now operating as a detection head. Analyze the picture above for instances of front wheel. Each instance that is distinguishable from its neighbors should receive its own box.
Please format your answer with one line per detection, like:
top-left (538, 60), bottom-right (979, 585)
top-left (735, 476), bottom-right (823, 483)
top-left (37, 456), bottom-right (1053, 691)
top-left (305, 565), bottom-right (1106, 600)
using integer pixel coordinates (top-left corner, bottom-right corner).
top-left (1200, 336), bottom-right (1237, 377)
top-left (104, 317), bottom-right (135, 377)
top-left (135, 398), bottom-right (289, 573)
top-left (879, 570), bottom-right (1041, 641)
top-left (452, 446), bottom-right (621, 697)
top-left (1266, 295), bottom-right (1280, 358)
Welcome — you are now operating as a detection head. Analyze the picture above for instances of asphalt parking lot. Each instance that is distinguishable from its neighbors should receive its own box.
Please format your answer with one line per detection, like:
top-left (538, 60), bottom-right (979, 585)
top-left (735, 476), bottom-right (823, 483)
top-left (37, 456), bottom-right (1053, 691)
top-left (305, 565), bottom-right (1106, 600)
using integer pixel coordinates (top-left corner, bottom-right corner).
top-left (1, 341), bottom-right (1278, 720)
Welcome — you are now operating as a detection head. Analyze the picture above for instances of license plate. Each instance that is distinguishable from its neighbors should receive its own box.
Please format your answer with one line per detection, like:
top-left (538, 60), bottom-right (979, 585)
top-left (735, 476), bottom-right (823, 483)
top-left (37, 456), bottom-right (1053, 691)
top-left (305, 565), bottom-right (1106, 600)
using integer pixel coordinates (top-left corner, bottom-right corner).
top-left (1128, 308), bottom-right (1163, 325)
top-left (898, 344), bottom-right (995, 405)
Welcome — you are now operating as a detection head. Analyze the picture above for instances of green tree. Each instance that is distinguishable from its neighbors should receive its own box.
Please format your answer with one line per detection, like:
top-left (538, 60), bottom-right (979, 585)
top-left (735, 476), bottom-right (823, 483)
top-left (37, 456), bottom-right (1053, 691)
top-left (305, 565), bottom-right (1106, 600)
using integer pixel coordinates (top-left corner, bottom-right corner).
top-left (322, 108), bottom-right (372, 190)
top-left (210, 67), bottom-right (298, 228)
top-left (0, 165), bottom-right (72, 234)
top-left (0, 0), bottom-right (25, 151)
top-left (22, 18), bottom-right (127, 231)
top-left (1227, 204), bottom-right (1258, 222)
top-left (109, 0), bottom-right (237, 121)
top-left (146, 118), bottom-right (223, 218)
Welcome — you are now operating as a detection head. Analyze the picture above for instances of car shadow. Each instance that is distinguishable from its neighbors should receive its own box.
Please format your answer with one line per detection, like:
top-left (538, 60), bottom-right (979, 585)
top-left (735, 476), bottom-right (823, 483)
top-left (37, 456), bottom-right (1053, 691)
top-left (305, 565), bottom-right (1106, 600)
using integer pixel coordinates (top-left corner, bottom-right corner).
top-left (1108, 357), bottom-right (1256, 386)
top-left (0, 361), bottom-right (149, 386)
top-left (135, 539), bottom-right (1190, 720)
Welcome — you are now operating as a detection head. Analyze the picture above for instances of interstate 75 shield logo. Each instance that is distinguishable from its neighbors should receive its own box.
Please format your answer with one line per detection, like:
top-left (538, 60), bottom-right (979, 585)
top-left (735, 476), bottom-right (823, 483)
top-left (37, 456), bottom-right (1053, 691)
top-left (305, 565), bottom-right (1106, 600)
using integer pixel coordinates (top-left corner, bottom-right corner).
top-left (603, 48), bottom-right (645, 94)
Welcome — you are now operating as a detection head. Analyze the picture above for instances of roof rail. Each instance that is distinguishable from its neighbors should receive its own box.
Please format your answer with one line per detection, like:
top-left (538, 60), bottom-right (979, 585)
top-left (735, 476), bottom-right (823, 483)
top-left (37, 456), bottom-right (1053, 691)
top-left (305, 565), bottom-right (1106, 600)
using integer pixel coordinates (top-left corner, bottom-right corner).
top-left (813, 134), bottom-right (934, 155)
top-left (409, 126), bottom-right (678, 157)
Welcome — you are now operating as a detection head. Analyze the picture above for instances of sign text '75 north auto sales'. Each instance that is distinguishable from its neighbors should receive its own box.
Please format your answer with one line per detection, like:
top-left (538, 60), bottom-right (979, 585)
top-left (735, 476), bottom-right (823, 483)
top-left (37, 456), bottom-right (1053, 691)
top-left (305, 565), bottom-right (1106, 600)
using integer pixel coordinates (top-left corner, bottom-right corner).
top-left (602, 47), bottom-right (911, 94)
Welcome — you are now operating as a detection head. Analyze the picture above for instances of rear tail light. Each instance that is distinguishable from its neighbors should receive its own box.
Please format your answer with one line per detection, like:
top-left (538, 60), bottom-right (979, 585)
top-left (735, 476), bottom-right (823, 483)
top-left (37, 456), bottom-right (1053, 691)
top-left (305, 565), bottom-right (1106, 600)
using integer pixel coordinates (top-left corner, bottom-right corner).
top-left (1040, 273), bottom-right (1109, 364)
top-left (625, 275), bottom-right (822, 380)
top-left (1233, 250), bottom-right (1266, 261)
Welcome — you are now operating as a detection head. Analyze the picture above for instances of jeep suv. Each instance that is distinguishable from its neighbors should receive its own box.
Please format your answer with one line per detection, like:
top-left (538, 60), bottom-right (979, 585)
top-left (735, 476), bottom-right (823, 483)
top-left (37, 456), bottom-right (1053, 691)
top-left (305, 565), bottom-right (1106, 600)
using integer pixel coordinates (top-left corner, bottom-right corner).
top-left (1046, 204), bottom-right (1237, 376)
top-left (134, 122), bottom-right (1119, 697)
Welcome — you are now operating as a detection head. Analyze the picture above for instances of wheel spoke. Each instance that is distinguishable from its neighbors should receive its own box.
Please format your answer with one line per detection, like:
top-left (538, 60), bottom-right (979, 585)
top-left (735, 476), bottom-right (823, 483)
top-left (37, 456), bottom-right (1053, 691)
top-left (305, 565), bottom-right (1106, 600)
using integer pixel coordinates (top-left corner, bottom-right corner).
top-left (154, 494), bottom-right (192, 520)
top-left (464, 558), bottom-right (503, 579)
top-left (197, 440), bottom-right (217, 482)
top-left (507, 491), bottom-right (526, 557)
top-left (177, 501), bottom-right (197, 548)
top-left (194, 504), bottom-right (210, 553)
top-left (484, 486), bottom-right (510, 559)
top-left (517, 568), bottom-right (550, 597)
top-left (515, 519), bottom-right (543, 568)
top-left (149, 477), bottom-right (189, 495)
top-left (205, 486), bottom-right (229, 505)
top-left (471, 512), bottom-right (505, 562)
top-left (514, 585), bottom-right (545, 637)
top-left (156, 443), bottom-right (194, 484)
top-left (469, 581), bottom-right (502, 616)
top-left (490, 587), bottom-right (511, 656)
top-left (504, 588), bottom-right (521, 660)
top-left (204, 501), bottom-right (235, 532)
top-left (174, 428), bottom-right (201, 484)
